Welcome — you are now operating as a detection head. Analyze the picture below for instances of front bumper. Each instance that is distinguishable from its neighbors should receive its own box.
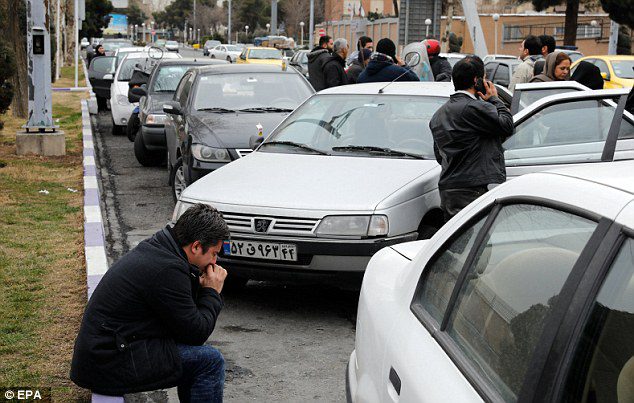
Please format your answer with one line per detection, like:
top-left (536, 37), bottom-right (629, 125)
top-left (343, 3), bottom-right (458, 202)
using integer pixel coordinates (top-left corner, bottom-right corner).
top-left (141, 124), bottom-right (166, 150)
top-left (217, 231), bottom-right (418, 280)
top-left (111, 102), bottom-right (135, 127)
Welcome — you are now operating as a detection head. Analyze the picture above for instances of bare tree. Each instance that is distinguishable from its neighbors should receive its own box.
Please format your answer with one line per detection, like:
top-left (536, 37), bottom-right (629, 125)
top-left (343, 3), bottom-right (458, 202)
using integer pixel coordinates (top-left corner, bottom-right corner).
top-left (4, 0), bottom-right (27, 118)
top-left (281, 0), bottom-right (310, 38)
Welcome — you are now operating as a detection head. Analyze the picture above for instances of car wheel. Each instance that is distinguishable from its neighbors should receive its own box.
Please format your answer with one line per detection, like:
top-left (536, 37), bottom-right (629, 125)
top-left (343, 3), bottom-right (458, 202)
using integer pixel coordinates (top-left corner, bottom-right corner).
top-left (211, 54), bottom-right (215, 59)
top-left (111, 118), bottom-right (124, 136)
top-left (227, 56), bottom-right (232, 63)
top-left (170, 157), bottom-right (187, 203)
top-left (134, 131), bottom-right (165, 167)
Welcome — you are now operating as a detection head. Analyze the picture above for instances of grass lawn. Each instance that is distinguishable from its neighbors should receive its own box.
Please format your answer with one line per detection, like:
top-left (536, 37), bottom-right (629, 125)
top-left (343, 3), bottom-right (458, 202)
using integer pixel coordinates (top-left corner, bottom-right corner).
top-left (0, 66), bottom-right (90, 401)
top-left (53, 65), bottom-right (86, 88)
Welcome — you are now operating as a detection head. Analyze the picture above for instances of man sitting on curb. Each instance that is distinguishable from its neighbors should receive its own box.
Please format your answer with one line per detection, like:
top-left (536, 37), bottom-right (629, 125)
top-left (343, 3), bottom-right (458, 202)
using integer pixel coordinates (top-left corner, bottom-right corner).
top-left (70, 204), bottom-right (230, 403)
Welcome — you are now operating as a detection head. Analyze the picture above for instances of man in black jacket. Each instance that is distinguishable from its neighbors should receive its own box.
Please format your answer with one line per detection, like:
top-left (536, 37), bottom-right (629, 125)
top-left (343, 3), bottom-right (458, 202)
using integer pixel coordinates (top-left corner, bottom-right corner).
top-left (323, 38), bottom-right (349, 88)
top-left (307, 35), bottom-right (333, 91)
top-left (71, 204), bottom-right (230, 402)
top-left (430, 56), bottom-right (514, 221)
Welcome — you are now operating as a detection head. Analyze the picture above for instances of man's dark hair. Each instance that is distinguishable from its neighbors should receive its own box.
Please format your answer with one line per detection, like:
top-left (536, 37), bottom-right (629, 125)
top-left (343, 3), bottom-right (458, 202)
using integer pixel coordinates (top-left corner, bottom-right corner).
top-left (524, 35), bottom-right (542, 56)
top-left (452, 55), bottom-right (485, 91)
top-left (319, 35), bottom-right (332, 48)
top-left (538, 35), bottom-right (556, 54)
top-left (172, 204), bottom-right (230, 252)
top-left (357, 36), bottom-right (373, 51)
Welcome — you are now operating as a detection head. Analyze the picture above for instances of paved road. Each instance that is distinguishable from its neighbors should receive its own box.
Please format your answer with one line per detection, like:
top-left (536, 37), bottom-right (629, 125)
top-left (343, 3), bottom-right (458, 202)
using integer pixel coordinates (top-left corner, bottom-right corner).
top-left (91, 95), bottom-right (358, 401)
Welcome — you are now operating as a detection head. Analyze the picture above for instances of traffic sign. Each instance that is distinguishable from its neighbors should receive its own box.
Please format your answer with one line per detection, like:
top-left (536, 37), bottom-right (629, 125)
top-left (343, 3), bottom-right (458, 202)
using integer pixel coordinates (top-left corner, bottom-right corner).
top-left (318, 28), bottom-right (325, 36)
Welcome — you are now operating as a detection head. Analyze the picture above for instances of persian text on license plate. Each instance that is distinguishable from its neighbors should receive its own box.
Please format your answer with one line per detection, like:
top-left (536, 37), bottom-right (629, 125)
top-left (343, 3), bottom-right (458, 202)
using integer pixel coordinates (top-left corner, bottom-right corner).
top-left (223, 240), bottom-right (298, 261)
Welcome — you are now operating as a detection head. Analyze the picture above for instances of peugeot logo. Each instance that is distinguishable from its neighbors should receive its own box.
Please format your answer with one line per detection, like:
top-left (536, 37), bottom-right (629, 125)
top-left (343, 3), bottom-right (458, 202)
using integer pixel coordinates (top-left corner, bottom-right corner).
top-left (254, 218), bottom-right (272, 233)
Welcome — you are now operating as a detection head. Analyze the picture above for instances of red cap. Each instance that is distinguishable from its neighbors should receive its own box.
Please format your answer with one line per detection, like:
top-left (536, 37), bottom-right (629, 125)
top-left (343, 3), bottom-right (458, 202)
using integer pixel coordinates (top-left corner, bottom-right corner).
top-left (425, 39), bottom-right (441, 56)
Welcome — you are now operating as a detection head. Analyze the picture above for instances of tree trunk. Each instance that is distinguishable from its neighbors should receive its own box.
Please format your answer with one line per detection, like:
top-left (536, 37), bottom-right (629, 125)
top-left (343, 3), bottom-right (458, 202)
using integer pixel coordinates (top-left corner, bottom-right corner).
top-left (563, 0), bottom-right (579, 46)
top-left (7, 0), bottom-right (28, 118)
top-left (393, 0), bottom-right (398, 17)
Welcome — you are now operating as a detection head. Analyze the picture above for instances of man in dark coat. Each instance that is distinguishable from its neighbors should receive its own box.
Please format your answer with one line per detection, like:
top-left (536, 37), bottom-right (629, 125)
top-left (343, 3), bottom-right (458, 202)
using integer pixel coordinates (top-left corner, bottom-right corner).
top-left (430, 56), bottom-right (514, 221)
top-left (357, 38), bottom-right (419, 83)
top-left (323, 38), bottom-right (349, 89)
top-left (71, 204), bottom-right (230, 402)
top-left (307, 35), bottom-right (333, 91)
top-left (425, 39), bottom-right (452, 82)
top-left (347, 48), bottom-right (372, 84)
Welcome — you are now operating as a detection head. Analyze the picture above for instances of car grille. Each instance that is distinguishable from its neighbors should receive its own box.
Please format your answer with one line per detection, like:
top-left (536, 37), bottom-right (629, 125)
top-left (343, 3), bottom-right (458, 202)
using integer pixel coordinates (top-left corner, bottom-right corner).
top-left (220, 211), bottom-right (320, 236)
top-left (236, 149), bottom-right (253, 158)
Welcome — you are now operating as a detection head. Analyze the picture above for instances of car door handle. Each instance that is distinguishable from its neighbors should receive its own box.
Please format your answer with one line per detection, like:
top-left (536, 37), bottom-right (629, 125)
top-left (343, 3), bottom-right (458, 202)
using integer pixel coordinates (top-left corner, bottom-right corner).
top-left (387, 366), bottom-right (401, 401)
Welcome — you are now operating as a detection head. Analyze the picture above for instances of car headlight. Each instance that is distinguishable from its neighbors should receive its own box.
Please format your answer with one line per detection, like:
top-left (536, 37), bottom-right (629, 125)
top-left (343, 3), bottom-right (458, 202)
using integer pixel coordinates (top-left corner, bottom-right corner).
top-left (191, 144), bottom-right (231, 162)
top-left (145, 113), bottom-right (166, 125)
top-left (117, 94), bottom-right (129, 105)
top-left (172, 200), bottom-right (194, 221)
top-left (315, 215), bottom-right (389, 237)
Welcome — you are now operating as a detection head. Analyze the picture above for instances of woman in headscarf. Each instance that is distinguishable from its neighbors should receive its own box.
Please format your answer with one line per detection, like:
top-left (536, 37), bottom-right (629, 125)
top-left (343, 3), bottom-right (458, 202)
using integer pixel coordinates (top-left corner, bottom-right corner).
top-left (530, 51), bottom-right (571, 83)
top-left (571, 60), bottom-right (604, 89)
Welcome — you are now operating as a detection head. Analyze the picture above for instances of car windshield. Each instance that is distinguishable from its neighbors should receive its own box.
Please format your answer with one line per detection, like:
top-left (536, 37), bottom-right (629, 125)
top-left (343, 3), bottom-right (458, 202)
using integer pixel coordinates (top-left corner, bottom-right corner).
top-left (249, 49), bottom-right (282, 59)
top-left (166, 41), bottom-right (178, 46)
top-left (611, 60), bottom-right (634, 79)
top-left (193, 72), bottom-right (311, 111)
top-left (263, 95), bottom-right (446, 158)
top-left (150, 65), bottom-right (192, 93)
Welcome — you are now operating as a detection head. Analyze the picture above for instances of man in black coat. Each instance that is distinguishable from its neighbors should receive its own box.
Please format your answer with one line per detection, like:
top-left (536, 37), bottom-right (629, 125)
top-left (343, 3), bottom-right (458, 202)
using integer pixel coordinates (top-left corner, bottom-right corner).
top-left (71, 204), bottom-right (230, 402)
top-left (307, 35), bottom-right (333, 91)
top-left (430, 56), bottom-right (514, 221)
top-left (425, 39), bottom-right (452, 82)
top-left (357, 38), bottom-right (419, 83)
top-left (323, 38), bottom-right (349, 89)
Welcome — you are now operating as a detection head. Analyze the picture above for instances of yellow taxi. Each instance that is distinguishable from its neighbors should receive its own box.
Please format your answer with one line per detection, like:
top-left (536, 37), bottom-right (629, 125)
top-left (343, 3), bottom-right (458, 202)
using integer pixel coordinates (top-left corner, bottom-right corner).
top-left (236, 47), bottom-right (285, 68)
top-left (572, 55), bottom-right (634, 88)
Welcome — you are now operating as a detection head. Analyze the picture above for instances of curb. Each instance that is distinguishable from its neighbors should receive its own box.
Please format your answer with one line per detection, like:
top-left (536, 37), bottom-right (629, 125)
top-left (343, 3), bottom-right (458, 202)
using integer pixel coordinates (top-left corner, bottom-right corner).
top-left (81, 60), bottom-right (99, 115)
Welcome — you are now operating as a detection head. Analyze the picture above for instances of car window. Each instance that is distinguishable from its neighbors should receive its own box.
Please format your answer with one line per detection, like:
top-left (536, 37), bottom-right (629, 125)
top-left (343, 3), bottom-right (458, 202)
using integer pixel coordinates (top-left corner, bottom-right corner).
top-left (90, 57), bottom-right (115, 74)
top-left (516, 88), bottom-right (581, 112)
top-left (593, 60), bottom-right (610, 79)
top-left (248, 49), bottom-right (283, 60)
top-left (267, 95), bottom-right (446, 157)
top-left (612, 60), bottom-right (634, 79)
top-left (493, 64), bottom-right (510, 86)
top-left (563, 237), bottom-right (634, 402)
top-left (446, 204), bottom-right (598, 400)
top-left (504, 99), bottom-right (634, 166)
top-left (417, 217), bottom-right (487, 323)
top-left (179, 74), bottom-right (195, 107)
top-left (485, 63), bottom-right (498, 80)
top-left (117, 58), bottom-right (145, 81)
top-left (150, 65), bottom-right (192, 93)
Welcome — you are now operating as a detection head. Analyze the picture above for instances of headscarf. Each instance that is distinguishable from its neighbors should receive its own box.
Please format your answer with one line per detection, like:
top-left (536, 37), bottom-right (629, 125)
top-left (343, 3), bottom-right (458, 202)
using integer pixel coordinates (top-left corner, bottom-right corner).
top-left (530, 51), bottom-right (570, 83)
top-left (571, 61), bottom-right (604, 90)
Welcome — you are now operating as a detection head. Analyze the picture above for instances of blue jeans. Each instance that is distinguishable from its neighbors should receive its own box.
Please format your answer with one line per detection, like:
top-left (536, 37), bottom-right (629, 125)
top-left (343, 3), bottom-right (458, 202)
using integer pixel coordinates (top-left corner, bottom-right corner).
top-left (176, 344), bottom-right (225, 403)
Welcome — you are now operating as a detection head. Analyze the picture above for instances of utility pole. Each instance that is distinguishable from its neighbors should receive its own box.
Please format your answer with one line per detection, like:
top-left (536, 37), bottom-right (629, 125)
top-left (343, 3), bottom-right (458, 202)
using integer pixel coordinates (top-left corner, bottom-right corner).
top-left (17, 0), bottom-right (65, 156)
top-left (227, 0), bottom-right (232, 44)
top-left (55, 0), bottom-right (61, 80)
top-left (193, 0), bottom-right (197, 44)
top-left (308, 0), bottom-right (314, 49)
top-left (271, 0), bottom-right (278, 35)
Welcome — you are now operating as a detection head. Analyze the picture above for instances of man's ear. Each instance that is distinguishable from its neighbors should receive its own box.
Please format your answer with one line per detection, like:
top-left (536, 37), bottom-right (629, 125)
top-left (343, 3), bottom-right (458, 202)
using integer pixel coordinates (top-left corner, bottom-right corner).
top-left (191, 240), bottom-right (202, 255)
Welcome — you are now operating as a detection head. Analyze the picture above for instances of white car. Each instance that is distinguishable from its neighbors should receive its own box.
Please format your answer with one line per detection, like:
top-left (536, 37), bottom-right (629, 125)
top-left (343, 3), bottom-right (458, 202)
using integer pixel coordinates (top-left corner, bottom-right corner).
top-left (172, 84), bottom-right (634, 285)
top-left (80, 37), bottom-right (90, 49)
top-left (208, 44), bottom-right (243, 63)
top-left (347, 161), bottom-right (634, 402)
top-left (110, 51), bottom-right (180, 135)
top-left (165, 40), bottom-right (179, 52)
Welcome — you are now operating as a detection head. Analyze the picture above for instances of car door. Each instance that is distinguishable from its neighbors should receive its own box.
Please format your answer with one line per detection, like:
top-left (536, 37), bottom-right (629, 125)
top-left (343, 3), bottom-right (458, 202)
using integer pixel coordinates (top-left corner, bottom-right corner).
top-left (88, 56), bottom-right (116, 98)
top-left (383, 195), bottom-right (609, 402)
top-left (504, 89), bottom-right (634, 179)
top-left (165, 72), bottom-right (193, 169)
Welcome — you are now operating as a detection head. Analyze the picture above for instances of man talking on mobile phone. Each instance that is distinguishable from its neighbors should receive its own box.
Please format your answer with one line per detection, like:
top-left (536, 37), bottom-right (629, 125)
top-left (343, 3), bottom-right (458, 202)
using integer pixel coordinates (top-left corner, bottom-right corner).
top-left (71, 204), bottom-right (230, 402)
top-left (430, 55), bottom-right (514, 221)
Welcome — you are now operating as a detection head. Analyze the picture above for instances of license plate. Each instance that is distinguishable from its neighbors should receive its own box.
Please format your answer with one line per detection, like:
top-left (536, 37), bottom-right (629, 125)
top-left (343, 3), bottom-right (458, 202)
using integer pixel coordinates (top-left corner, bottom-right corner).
top-left (223, 240), bottom-right (298, 261)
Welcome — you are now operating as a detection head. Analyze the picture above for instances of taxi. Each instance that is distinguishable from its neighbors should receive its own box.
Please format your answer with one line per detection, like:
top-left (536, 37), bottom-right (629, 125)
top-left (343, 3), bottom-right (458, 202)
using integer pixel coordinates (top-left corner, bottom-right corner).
top-left (572, 55), bottom-right (634, 88)
top-left (237, 46), bottom-right (285, 68)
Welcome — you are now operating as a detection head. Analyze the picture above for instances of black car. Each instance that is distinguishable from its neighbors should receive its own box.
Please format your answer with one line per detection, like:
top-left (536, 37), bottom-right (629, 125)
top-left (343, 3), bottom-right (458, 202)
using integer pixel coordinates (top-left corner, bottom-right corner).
top-left (163, 64), bottom-right (314, 201)
top-left (133, 58), bottom-right (228, 166)
top-left (289, 49), bottom-right (309, 78)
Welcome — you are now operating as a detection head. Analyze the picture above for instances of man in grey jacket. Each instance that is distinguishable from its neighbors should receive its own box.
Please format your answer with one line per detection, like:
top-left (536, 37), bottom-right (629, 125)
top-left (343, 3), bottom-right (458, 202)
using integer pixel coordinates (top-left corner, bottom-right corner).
top-left (509, 35), bottom-right (542, 91)
top-left (430, 56), bottom-right (515, 220)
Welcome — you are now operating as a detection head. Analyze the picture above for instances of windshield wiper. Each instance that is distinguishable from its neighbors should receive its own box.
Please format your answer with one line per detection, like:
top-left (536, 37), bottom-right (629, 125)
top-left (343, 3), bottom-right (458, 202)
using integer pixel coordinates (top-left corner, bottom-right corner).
top-left (197, 107), bottom-right (235, 113)
top-left (331, 145), bottom-right (426, 159)
top-left (260, 141), bottom-right (329, 155)
top-left (237, 107), bottom-right (294, 113)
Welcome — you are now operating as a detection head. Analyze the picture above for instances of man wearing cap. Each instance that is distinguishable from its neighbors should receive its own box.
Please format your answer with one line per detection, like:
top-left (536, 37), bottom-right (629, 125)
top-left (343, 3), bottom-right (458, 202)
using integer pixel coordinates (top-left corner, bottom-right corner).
top-left (425, 39), bottom-right (452, 82)
top-left (357, 38), bottom-right (419, 83)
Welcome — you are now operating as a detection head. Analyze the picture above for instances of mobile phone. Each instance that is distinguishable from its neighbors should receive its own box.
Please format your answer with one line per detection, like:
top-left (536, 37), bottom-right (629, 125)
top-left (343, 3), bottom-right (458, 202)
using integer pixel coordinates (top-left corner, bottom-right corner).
top-left (475, 77), bottom-right (487, 94)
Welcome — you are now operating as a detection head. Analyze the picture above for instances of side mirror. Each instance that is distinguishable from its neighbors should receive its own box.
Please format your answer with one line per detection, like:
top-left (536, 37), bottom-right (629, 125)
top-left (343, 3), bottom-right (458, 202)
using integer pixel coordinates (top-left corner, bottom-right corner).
top-left (601, 72), bottom-right (609, 81)
top-left (103, 73), bottom-right (114, 80)
top-left (163, 102), bottom-right (183, 116)
top-left (404, 52), bottom-right (421, 67)
top-left (249, 135), bottom-right (264, 150)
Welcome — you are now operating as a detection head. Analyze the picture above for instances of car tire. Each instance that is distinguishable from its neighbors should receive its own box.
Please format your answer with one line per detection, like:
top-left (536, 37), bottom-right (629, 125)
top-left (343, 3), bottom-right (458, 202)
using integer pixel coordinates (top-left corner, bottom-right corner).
top-left (111, 119), bottom-right (124, 136)
top-left (227, 56), bottom-right (232, 63)
top-left (417, 224), bottom-right (438, 240)
top-left (134, 131), bottom-right (165, 167)
top-left (170, 157), bottom-right (187, 203)
top-left (210, 54), bottom-right (215, 59)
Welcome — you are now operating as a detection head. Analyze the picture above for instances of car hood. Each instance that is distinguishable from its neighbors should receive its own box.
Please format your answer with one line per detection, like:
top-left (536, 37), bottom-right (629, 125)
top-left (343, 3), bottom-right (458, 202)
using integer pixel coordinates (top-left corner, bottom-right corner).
top-left (146, 93), bottom-right (174, 114)
top-left (189, 111), bottom-right (289, 148)
top-left (182, 151), bottom-right (440, 211)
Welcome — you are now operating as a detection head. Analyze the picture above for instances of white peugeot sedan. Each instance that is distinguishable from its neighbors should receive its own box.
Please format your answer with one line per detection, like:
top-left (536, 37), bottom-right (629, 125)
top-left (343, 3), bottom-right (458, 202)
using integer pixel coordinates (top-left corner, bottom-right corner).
top-left (347, 161), bottom-right (634, 402)
top-left (110, 51), bottom-right (180, 135)
top-left (208, 44), bottom-right (243, 63)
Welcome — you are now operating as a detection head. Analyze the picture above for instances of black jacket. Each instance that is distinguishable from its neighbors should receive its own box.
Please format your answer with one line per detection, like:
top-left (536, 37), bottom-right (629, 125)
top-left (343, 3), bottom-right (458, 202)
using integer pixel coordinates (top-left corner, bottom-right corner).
top-left (70, 227), bottom-right (223, 395)
top-left (322, 53), bottom-right (348, 88)
top-left (346, 59), bottom-right (364, 84)
top-left (307, 47), bottom-right (331, 91)
top-left (430, 93), bottom-right (514, 190)
top-left (430, 56), bottom-right (452, 82)
top-left (357, 53), bottom-right (419, 83)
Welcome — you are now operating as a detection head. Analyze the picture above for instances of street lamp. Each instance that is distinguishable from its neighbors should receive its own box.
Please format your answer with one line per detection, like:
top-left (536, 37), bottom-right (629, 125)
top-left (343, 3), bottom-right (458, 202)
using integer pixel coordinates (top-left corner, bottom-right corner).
top-left (245, 25), bottom-right (249, 39)
top-left (134, 24), bottom-right (138, 41)
top-left (425, 18), bottom-right (432, 38)
top-left (492, 13), bottom-right (500, 55)
top-left (197, 28), bottom-right (201, 44)
top-left (300, 21), bottom-right (305, 47)
top-left (142, 23), bottom-right (146, 43)
top-left (151, 21), bottom-right (155, 42)
top-left (266, 23), bottom-right (271, 33)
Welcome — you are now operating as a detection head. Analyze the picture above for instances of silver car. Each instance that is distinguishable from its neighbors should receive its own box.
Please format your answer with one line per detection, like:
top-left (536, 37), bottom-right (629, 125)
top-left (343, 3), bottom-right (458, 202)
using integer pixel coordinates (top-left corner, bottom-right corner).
top-left (172, 83), bottom-right (634, 283)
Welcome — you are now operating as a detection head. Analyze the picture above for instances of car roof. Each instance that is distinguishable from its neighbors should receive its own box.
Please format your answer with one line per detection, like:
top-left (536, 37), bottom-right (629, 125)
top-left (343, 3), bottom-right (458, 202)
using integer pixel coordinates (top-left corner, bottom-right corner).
top-left (587, 55), bottom-right (634, 61)
top-left (192, 64), bottom-right (298, 75)
top-left (544, 161), bottom-right (634, 196)
top-left (514, 80), bottom-right (588, 91)
top-left (318, 81), bottom-right (454, 96)
top-left (247, 47), bottom-right (280, 50)
top-left (155, 58), bottom-right (226, 66)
